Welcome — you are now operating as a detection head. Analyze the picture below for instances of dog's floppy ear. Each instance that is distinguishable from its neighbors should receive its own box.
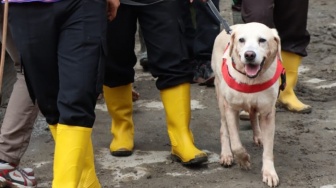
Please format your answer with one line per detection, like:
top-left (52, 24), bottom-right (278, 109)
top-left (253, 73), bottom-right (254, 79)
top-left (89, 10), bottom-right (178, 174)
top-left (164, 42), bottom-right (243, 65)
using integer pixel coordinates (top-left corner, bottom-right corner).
top-left (229, 31), bottom-right (236, 56)
top-left (271, 28), bottom-right (282, 61)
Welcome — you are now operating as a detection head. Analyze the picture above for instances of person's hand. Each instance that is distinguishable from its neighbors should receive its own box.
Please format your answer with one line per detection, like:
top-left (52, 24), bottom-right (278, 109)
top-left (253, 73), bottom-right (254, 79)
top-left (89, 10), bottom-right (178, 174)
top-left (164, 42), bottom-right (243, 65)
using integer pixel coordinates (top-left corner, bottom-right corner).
top-left (107, 0), bottom-right (120, 21)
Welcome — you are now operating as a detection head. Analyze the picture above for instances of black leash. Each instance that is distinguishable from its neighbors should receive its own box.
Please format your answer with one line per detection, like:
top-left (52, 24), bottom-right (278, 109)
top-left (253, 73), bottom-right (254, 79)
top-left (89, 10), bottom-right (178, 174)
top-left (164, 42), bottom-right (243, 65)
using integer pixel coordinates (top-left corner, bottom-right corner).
top-left (206, 0), bottom-right (232, 34)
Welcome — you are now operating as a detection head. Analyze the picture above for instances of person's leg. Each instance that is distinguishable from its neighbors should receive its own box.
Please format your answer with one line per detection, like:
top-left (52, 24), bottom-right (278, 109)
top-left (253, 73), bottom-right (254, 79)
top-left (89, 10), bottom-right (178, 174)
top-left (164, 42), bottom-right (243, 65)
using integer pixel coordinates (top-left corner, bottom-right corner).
top-left (0, 4), bottom-right (40, 187)
top-left (274, 0), bottom-right (311, 113)
top-left (139, 2), bottom-right (192, 89)
top-left (191, 0), bottom-right (220, 86)
top-left (179, 0), bottom-right (199, 83)
top-left (9, 1), bottom-right (105, 187)
top-left (0, 74), bottom-right (39, 187)
top-left (104, 4), bottom-right (138, 156)
top-left (193, 0), bottom-right (220, 59)
top-left (55, 1), bottom-right (105, 187)
top-left (241, 0), bottom-right (275, 28)
top-left (0, 5), bottom-right (38, 188)
top-left (9, 4), bottom-right (59, 126)
top-left (139, 1), bottom-right (207, 165)
top-left (0, 4), bottom-right (39, 165)
top-left (0, 74), bottom-right (39, 164)
top-left (179, 0), bottom-right (196, 59)
top-left (9, 4), bottom-right (61, 187)
top-left (138, 24), bottom-right (149, 71)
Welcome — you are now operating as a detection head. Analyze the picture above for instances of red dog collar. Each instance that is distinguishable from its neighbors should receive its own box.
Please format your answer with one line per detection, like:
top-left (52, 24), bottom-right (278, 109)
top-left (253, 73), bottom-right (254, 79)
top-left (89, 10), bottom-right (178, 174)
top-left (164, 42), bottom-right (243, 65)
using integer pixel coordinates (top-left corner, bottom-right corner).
top-left (221, 58), bottom-right (285, 93)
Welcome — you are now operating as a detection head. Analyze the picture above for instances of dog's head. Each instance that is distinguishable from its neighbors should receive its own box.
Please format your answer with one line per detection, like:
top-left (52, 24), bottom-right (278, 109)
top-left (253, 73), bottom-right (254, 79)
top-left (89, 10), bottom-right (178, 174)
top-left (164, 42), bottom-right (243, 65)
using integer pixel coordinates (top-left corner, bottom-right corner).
top-left (228, 22), bottom-right (281, 78)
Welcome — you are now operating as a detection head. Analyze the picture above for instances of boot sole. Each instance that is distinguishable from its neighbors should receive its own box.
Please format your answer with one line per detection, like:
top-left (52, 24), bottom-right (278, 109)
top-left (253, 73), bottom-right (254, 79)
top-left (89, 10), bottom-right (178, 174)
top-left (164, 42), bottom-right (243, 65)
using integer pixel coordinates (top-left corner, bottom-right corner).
top-left (171, 154), bottom-right (208, 166)
top-left (110, 150), bottom-right (133, 157)
top-left (276, 102), bottom-right (312, 114)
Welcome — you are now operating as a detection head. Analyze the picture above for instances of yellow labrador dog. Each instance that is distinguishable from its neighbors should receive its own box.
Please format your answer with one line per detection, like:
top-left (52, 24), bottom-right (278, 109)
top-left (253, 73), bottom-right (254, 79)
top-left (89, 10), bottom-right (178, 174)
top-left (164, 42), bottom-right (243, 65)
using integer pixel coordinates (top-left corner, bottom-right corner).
top-left (211, 22), bottom-right (285, 187)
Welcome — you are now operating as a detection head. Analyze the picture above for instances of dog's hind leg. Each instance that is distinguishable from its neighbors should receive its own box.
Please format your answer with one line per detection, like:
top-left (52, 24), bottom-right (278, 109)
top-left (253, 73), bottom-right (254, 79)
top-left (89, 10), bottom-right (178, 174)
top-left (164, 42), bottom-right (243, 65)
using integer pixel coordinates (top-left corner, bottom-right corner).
top-left (259, 108), bottom-right (279, 187)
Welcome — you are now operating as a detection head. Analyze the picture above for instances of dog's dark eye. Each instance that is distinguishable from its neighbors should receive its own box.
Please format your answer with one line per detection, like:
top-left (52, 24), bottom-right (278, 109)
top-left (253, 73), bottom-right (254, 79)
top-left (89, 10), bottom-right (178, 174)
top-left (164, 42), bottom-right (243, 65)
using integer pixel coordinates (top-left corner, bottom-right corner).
top-left (259, 38), bottom-right (266, 43)
top-left (239, 38), bottom-right (245, 43)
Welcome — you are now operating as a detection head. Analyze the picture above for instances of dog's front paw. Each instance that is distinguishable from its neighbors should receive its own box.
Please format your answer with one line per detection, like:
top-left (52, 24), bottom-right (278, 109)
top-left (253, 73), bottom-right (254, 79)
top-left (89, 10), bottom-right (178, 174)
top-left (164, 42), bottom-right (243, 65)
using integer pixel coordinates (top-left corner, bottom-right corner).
top-left (233, 148), bottom-right (251, 170)
top-left (262, 167), bottom-right (279, 187)
top-left (219, 153), bottom-right (234, 167)
top-left (253, 136), bottom-right (263, 147)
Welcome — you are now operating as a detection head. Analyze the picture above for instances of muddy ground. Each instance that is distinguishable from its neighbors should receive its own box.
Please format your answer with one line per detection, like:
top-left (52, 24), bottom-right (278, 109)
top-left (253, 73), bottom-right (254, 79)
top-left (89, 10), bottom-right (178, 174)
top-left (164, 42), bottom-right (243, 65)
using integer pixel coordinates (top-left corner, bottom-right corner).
top-left (1, 0), bottom-right (335, 187)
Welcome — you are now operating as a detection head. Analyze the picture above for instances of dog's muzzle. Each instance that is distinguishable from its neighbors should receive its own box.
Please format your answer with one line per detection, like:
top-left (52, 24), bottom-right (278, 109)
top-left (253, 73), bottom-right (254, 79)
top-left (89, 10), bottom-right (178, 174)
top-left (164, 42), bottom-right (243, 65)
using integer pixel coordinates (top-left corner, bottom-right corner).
top-left (244, 51), bottom-right (265, 78)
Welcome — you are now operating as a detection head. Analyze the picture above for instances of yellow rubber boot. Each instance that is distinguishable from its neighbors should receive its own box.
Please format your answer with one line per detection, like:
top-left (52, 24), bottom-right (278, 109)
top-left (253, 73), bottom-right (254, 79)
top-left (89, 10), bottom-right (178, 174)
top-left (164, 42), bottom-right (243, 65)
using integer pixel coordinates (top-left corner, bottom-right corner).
top-left (52, 124), bottom-right (93, 188)
top-left (278, 51), bottom-right (312, 113)
top-left (49, 124), bottom-right (101, 188)
top-left (103, 84), bottom-right (134, 156)
top-left (160, 83), bottom-right (208, 165)
top-left (77, 140), bottom-right (101, 188)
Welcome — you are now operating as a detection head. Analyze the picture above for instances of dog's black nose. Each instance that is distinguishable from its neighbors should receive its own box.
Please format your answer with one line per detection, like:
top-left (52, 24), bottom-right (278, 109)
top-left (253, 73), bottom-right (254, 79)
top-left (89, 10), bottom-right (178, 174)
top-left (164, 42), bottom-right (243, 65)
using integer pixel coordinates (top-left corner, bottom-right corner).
top-left (244, 51), bottom-right (256, 61)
